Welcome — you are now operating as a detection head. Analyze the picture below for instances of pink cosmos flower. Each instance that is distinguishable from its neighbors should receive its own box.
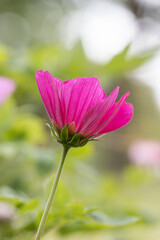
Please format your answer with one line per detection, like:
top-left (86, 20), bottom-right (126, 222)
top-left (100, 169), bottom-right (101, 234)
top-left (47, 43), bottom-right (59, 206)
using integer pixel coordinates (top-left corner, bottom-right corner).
top-left (128, 140), bottom-right (160, 167)
top-left (0, 77), bottom-right (16, 105)
top-left (35, 70), bottom-right (134, 239)
top-left (35, 70), bottom-right (133, 142)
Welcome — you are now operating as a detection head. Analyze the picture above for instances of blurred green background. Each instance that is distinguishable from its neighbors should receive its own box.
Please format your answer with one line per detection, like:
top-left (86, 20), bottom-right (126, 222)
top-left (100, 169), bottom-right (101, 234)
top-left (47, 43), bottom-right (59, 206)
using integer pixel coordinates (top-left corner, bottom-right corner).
top-left (0, 0), bottom-right (160, 239)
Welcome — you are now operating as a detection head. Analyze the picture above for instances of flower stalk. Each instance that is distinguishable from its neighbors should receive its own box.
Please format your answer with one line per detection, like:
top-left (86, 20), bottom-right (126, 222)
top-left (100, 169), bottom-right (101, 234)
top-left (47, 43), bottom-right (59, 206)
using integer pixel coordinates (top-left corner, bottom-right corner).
top-left (35, 145), bottom-right (70, 240)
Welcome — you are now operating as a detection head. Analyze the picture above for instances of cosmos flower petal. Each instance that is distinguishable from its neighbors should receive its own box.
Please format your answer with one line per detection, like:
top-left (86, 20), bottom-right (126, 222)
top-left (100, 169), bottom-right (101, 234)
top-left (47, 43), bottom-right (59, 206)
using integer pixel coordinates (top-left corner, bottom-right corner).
top-left (89, 92), bottom-right (132, 136)
top-left (80, 86), bottom-right (119, 133)
top-left (35, 70), bottom-right (64, 128)
top-left (97, 102), bottom-right (133, 134)
top-left (62, 77), bottom-right (106, 129)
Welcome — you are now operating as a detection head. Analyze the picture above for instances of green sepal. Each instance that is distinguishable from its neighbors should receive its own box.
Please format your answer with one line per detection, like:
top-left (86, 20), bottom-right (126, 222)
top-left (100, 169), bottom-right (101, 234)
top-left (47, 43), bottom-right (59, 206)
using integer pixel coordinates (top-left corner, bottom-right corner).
top-left (46, 123), bottom-right (58, 140)
top-left (69, 133), bottom-right (81, 147)
top-left (78, 137), bottom-right (90, 147)
top-left (78, 139), bottom-right (89, 147)
top-left (60, 124), bottom-right (69, 143)
top-left (90, 139), bottom-right (99, 142)
top-left (78, 135), bottom-right (95, 147)
top-left (48, 122), bottom-right (96, 148)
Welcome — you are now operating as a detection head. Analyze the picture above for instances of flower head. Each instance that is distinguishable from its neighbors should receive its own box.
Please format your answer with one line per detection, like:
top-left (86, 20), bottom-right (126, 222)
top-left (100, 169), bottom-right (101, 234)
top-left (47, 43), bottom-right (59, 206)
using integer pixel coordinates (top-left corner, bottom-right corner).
top-left (0, 76), bottom-right (16, 105)
top-left (35, 70), bottom-right (133, 147)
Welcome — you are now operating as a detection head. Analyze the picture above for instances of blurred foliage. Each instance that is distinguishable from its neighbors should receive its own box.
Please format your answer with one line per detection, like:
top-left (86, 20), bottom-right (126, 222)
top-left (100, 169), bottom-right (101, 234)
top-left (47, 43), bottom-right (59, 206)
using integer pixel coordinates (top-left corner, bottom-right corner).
top-left (0, 39), bottom-right (159, 239)
top-left (0, 0), bottom-right (160, 239)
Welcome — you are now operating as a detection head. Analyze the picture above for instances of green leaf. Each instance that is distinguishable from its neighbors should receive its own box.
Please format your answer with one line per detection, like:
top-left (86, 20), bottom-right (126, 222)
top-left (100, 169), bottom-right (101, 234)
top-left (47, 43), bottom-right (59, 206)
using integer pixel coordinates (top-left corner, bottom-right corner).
top-left (89, 210), bottom-right (139, 227)
top-left (66, 202), bottom-right (84, 218)
top-left (0, 186), bottom-right (28, 207)
top-left (19, 198), bottom-right (40, 213)
top-left (69, 133), bottom-right (81, 146)
top-left (85, 207), bottom-right (99, 215)
top-left (0, 196), bottom-right (24, 206)
top-left (60, 124), bottom-right (69, 142)
top-left (58, 210), bottom-right (139, 234)
top-left (101, 44), bottom-right (156, 77)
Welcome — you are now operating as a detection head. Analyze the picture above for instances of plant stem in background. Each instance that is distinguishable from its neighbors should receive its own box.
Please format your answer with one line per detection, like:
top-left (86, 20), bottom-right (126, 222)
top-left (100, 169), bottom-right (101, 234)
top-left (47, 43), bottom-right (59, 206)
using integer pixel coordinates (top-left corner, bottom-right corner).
top-left (34, 145), bottom-right (70, 240)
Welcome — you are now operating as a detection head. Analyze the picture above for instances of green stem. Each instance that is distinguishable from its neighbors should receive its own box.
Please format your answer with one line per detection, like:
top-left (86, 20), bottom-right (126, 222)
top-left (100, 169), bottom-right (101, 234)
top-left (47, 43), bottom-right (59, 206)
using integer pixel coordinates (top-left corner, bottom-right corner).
top-left (35, 145), bottom-right (70, 240)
